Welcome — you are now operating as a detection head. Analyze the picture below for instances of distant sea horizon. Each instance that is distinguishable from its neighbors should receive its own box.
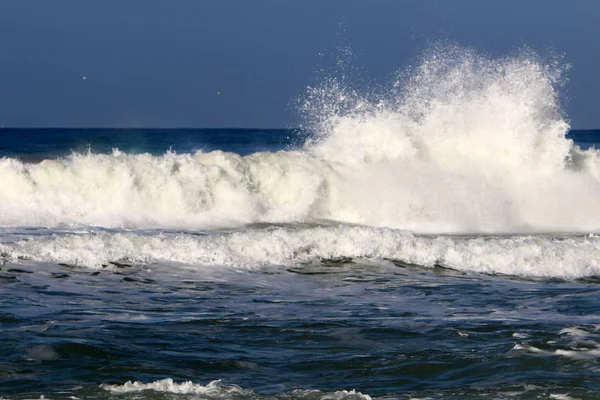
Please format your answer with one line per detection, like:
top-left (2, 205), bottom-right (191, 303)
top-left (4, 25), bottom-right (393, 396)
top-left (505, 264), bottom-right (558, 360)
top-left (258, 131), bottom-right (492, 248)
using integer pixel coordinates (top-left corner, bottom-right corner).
top-left (1, 126), bottom-right (599, 130)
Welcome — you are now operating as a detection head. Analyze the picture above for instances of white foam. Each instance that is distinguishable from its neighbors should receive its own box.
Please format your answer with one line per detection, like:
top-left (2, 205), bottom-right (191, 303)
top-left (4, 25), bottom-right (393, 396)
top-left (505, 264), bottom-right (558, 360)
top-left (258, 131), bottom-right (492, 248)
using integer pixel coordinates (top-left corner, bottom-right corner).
top-left (301, 46), bottom-right (600, 234)
top-left (554, 348), bottom-right (600, 360)
top-left (0, 149), bottom-right (330, 229)
top-left (549, 395), bottom-right (579, 400)
top-left (559, 327), bottom-right (594, 338)
top-left (2, 226), bottom-right (600, 279)
top-left (101, 378), bottom-right (372, 400)
top-left (512, 343), bottom-right (547, 354)
top-left (320, 390), bottom-right (372, 400)
top-left (100, 378), bottom-right (251, 397)
top-left (1, 46), bottom-right (600, 235)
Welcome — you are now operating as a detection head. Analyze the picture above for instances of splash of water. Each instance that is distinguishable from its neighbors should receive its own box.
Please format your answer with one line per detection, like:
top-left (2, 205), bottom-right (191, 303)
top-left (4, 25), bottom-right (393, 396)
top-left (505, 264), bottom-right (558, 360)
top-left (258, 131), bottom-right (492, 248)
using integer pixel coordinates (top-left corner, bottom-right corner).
top-left (300, 45), bottom-right (599, 233)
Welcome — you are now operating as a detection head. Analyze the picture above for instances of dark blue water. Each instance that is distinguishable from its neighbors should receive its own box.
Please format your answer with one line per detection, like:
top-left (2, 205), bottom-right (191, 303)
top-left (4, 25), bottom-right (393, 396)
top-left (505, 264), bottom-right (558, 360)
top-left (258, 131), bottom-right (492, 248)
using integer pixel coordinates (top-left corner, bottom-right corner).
top-left (0, 128), bottom-right (299, 160)
top-left (1, 129), bottom-right (600, 400)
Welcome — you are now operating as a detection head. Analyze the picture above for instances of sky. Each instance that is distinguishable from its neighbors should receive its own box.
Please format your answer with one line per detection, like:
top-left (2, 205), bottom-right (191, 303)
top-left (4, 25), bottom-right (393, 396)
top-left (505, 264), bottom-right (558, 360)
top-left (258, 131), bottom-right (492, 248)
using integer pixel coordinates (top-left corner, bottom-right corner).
top-left (0, 0), bottom-right (599, 129)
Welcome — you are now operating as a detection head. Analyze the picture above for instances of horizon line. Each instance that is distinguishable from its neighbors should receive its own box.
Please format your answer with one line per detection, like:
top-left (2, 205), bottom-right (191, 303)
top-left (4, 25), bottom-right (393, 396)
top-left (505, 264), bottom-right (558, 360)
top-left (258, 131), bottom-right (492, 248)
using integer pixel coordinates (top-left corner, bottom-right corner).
top-left (0, 126), bottom-right (301, 131)
top-left (0, 126), bottom-right (598, 131)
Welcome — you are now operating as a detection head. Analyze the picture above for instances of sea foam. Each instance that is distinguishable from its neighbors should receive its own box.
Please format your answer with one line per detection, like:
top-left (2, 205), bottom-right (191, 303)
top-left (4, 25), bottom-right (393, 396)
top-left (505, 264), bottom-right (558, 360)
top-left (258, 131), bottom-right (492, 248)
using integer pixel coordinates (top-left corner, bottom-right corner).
top-left (100, 378), bottom-right (372, 400)
top-left (2, 226), bottom-right (600, 278)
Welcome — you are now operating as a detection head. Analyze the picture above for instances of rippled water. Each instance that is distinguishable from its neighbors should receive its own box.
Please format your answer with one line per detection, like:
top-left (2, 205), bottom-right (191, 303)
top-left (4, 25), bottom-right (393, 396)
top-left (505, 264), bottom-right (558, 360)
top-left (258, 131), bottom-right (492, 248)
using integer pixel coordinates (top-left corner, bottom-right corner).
top-left (2, 255), bottom-right (600, 399)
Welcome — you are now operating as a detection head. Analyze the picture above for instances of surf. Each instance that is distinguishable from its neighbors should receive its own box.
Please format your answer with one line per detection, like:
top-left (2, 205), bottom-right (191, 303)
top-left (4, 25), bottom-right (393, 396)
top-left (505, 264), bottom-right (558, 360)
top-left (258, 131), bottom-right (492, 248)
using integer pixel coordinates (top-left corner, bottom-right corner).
top-left (2, 227), bottom-right (600, 279)
top-left (1, 45), bottom-right (599, 235)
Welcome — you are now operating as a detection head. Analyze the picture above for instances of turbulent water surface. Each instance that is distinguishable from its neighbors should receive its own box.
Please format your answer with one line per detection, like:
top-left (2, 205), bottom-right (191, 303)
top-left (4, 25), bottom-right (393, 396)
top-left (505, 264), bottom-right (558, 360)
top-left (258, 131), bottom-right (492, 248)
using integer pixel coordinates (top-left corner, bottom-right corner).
top-left (2, 47), bottom-right (600, 399)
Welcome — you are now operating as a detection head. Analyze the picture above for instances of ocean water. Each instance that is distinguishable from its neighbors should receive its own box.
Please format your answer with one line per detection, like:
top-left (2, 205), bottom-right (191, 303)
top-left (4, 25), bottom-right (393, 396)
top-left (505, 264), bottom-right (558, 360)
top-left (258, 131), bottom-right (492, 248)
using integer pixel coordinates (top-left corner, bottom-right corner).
top-left (3, 47), bottom-right (600, 400)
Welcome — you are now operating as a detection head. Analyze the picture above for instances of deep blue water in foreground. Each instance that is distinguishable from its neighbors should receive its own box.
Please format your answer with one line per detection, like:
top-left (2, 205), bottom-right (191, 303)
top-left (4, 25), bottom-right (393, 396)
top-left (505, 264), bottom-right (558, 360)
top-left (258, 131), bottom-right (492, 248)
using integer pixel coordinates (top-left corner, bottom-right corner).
top-left (1, 129), bottom-right (600, 400)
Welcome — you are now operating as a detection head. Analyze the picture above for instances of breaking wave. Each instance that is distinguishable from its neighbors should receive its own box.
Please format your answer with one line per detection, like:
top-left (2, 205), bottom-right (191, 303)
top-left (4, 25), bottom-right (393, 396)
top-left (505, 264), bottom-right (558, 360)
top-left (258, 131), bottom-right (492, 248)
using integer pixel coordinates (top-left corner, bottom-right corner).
top-left (1, 46), bottom-right (600, 234)
top-left (2, 226), bottom-right (600, 279)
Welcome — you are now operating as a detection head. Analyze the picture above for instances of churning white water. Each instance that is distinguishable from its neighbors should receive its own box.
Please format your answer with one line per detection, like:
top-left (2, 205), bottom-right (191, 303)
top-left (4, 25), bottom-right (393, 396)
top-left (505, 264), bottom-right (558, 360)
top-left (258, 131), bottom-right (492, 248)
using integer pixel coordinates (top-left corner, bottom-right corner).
top-left (2, 46), bottom-right (600, 279)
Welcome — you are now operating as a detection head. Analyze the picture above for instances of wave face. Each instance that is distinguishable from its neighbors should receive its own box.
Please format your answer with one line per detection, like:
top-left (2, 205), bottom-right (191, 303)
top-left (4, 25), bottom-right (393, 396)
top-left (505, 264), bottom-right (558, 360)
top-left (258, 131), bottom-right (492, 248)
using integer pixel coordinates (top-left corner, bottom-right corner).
top-left (1, 46), bottom-right (600, 234)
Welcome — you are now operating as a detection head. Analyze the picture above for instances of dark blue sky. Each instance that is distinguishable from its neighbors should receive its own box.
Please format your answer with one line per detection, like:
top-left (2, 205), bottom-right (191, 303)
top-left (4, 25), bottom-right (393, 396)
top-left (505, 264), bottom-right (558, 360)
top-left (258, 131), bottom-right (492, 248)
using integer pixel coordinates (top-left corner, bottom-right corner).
top-left (0, 0), bottom-right (598, 128)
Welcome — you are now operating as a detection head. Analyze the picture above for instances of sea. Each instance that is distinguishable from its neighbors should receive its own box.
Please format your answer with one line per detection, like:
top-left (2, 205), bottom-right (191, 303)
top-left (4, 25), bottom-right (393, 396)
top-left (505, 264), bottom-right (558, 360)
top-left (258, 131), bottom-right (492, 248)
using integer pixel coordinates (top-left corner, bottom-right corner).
top-left (2, 48), bottom-right (600, 400)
